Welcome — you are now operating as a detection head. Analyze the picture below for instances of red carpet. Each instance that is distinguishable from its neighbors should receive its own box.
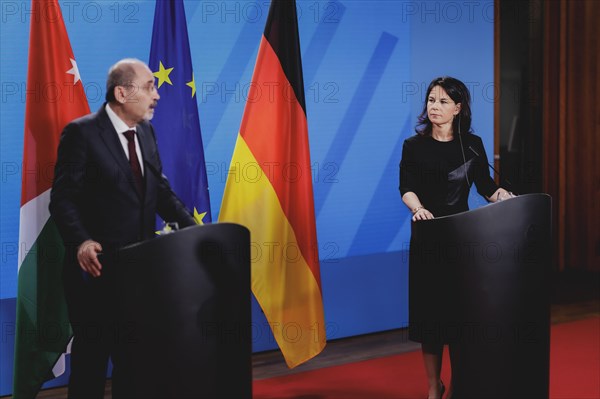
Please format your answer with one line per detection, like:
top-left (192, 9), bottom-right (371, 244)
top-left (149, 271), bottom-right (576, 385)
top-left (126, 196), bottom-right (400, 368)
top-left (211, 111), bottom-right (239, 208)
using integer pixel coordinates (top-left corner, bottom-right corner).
top-left (550, 317), bottom-right (600, 398)
top-left (253, 317), bottom-right (600, 399)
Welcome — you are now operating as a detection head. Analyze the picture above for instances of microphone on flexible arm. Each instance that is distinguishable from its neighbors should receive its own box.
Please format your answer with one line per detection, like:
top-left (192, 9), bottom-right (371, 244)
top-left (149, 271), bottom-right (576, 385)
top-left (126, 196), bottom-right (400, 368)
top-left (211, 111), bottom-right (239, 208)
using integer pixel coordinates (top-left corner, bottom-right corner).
top-left (467, 145), bottom-right (517, 195)
top-left (456, 114), bottom-right (471, 187)
top-left (143, 160), bottom-right (181, 232)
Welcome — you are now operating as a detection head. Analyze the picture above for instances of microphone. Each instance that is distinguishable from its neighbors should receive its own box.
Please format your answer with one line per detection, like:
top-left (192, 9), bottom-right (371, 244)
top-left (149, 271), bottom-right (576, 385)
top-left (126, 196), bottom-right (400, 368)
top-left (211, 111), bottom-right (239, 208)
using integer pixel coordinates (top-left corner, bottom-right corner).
top-left (456, 115), bottom-right (471, 187)
top-left (144, 160), bottom-right (193, 230)
top-left (468, 145), bottom-right (515, 192)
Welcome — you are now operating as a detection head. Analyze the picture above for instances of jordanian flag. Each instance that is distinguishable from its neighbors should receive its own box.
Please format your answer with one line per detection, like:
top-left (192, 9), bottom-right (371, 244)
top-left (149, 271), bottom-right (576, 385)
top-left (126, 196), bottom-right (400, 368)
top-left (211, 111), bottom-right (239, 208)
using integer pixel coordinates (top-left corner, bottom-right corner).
top-left (13, 0), bottom-right (90, 397)
top-left (219, 0), bottom-right (326, 368)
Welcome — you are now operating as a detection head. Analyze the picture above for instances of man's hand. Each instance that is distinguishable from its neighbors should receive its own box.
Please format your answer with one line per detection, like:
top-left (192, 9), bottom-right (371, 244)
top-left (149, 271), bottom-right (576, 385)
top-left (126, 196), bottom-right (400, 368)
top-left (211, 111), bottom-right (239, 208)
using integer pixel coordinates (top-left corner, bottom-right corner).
top-left (77, 240), bottom-right (103, 277)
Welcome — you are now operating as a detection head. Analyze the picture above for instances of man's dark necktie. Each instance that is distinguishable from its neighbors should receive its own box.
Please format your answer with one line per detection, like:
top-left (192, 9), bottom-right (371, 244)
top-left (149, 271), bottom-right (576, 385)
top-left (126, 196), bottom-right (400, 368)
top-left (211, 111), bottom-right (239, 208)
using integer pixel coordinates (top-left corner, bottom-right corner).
top-left (123, 130), bottom-right (144, 197)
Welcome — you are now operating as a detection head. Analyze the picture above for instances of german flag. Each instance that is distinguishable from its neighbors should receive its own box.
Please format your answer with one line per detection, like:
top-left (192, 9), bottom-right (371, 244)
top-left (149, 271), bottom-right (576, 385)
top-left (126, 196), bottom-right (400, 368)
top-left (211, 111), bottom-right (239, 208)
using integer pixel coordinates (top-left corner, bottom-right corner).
top-left (219, 0), bottom-right (326, 368)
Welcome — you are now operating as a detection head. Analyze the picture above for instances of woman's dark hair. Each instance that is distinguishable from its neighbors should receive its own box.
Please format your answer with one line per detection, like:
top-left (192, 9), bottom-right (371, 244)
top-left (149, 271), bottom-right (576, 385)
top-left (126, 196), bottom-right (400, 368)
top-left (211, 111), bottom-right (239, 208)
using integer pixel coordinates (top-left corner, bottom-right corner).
top-left (415, 76), bottom-right (472, 136)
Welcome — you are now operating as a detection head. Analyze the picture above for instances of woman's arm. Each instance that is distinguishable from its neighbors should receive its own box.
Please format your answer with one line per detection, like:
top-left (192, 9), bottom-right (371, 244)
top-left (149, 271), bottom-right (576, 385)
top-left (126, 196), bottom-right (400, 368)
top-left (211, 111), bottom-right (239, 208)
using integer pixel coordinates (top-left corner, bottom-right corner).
top-left (400, 138), bottom-right (434, 221)
top-left (471, 135), bottom-right (511, 202)
top-left (402, 191), bottom-right (434, 221)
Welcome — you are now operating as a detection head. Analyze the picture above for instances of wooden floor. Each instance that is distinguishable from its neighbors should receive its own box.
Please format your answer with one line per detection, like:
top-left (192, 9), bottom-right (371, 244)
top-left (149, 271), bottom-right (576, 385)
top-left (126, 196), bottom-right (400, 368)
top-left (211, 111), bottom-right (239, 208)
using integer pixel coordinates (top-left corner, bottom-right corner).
top-left (28, 270), bottom-right (600, 399)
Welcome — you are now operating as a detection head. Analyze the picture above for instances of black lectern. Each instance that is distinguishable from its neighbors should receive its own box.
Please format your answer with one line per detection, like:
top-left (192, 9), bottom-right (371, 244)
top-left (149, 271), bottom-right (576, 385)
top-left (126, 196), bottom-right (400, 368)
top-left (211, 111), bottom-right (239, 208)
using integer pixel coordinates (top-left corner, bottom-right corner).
top-left (410, 194), bottom-right (551, 398)
top-left (115, 223), bottom-right (251, 399)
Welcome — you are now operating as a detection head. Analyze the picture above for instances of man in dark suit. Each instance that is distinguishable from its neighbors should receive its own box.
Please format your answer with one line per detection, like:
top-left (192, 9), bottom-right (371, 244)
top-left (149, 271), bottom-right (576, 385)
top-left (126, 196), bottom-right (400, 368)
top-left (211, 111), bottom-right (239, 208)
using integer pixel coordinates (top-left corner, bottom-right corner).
top-left (50, 58), bottom-right (196, 398)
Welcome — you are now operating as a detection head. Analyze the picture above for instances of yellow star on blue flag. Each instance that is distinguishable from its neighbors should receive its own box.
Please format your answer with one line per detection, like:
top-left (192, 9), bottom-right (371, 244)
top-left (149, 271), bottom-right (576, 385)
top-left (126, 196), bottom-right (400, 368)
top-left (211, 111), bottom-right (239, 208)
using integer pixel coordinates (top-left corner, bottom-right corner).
top-left (193, 207), bottom-right (207, 225)
top-left (186, 73), bottom-right (196, 98)
top-left (153, 61), bottom-right (174, 88)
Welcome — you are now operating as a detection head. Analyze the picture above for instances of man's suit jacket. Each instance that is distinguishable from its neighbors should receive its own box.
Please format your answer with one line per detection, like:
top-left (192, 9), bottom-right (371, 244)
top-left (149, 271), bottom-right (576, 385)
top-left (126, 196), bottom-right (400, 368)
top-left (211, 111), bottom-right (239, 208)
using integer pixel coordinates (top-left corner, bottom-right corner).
top-left (50, 104), bottom-right (196, 266)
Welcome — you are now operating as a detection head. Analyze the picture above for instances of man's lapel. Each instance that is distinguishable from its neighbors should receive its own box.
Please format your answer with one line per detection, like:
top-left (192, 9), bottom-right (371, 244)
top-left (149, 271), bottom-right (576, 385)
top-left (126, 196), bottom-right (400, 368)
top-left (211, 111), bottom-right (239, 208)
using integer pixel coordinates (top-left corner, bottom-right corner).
top-left (136, 125), bottom-right (154, 199)
top-left (96, 105), bottom-right (142, 198)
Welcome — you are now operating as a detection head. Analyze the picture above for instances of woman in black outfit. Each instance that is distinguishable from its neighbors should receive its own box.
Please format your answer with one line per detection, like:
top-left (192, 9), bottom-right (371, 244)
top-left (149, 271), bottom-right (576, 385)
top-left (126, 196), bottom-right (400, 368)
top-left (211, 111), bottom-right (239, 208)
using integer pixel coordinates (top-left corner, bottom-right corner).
top-left (399, 77), bottom-right (512, 399)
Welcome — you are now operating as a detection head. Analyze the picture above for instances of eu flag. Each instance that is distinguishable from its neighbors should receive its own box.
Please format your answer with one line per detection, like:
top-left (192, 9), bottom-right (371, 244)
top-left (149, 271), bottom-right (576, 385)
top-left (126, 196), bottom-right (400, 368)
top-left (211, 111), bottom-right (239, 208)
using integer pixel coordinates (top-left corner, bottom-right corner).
top-left (149, 0), bottom-right (211, 224)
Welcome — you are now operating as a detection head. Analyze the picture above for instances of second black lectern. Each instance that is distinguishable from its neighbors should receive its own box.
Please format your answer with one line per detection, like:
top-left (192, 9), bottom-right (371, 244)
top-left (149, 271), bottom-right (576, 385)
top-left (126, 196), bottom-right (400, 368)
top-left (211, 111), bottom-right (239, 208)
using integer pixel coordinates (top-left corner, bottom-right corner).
top-left (410, 194), bottom-right (551, 398)
top-left (114, 223), bottom-right (251, 398)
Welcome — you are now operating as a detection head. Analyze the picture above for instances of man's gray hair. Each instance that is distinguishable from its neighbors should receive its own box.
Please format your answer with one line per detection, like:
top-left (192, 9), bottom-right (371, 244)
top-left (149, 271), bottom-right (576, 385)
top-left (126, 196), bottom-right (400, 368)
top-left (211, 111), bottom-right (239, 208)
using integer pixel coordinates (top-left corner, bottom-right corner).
top-left (105, 58), bottom-right (146, 103)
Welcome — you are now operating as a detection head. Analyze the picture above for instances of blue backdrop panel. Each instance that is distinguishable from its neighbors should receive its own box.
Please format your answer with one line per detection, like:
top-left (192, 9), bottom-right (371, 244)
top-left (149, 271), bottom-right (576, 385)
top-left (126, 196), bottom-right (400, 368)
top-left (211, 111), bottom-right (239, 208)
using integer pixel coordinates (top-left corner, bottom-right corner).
top-left (0, 0), bottom-right (493, 394)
